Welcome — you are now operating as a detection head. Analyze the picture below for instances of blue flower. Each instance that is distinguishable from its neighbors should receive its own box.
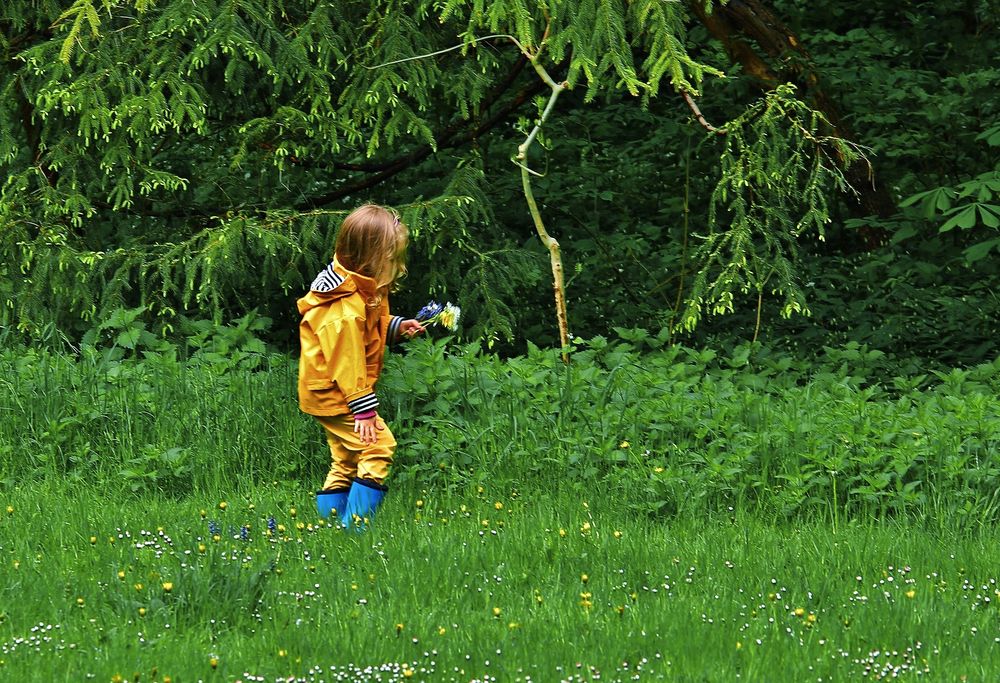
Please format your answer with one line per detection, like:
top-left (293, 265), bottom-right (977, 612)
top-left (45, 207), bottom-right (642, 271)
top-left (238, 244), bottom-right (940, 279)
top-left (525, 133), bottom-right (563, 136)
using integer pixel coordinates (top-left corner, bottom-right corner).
top-left (239, 525), bottom-right (250, 542)
top-left (208, 520), bottom-right (220, 536)
top-left (415, 300), bottom-right (444, 321)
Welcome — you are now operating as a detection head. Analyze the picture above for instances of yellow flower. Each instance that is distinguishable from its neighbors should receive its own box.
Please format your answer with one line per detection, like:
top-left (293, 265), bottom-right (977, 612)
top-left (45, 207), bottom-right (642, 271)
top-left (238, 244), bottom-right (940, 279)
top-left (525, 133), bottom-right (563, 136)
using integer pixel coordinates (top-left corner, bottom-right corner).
top-left (494, 501), bottom-right (503, 510)
top-left (613, 530), bottom-right (622, 539)
top-left (492, 607), bottom-right (501, 617)
top-left (403, 669), bottom-right (414, 678)
top-left (619, 441), bottom-right (630, 448)
top-left (76, 597), bottom-right (84, 606)
top-left (807, 613), bottom-right (817, 623)
top-left (580, 521), bottom-right (591, 533)
top-left (415, 499), bottom-right (424, 509)
top-left (558, 528), bottom-right (566, 537)
top-left (278, 649), bottom-right (287, 657)
top-left (5, 505), bottom-right (13, 514)
top-left (89, 536), bottom-right (97, 545)
top-left (289, 507), bottom-right (297, 518)
top-left (218, 501), bottom-right (227, 511)
top-left (581, 573), bottom-right (589, 584)
top-left (117, 570), bottom-right (126, 580)
top-left (198, 543), bottom-right (206, 553)
top-left (134, 583), bottom-right (143, 591)
top-left (209, 657), bottom-right (218, 669)
top-left (162, 582), bottom-right (173, 592)
top-left (395, 623), bottom-right (404, 633)
top-left (793, 607), bottom-right (805, 617)
top-left (906, 589), bottom-right (916, 599)
top-left (736, 641), bottom-right (743, 650)
top-left (138, 607), bottom-right (146, 617)
top-left (438, 626), bottom-right (447, 635)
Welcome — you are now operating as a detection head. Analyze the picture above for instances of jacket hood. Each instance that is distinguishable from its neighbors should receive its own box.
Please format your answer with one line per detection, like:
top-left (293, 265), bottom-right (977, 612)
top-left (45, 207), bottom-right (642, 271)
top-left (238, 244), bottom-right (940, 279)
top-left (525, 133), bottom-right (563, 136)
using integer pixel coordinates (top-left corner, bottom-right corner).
top-left (297, 256), bottom-right (376, 315)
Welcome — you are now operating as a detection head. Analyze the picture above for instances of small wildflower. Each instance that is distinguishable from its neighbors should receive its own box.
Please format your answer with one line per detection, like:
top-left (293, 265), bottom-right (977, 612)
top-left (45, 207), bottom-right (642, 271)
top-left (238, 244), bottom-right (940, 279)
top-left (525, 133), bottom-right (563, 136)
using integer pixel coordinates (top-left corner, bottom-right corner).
top-left (403, 669), bottom-right (414, 678)
top-left (580, 522), bottom-right (591, 533)
top-left (395, 623), bottom-right (404, 634)
top-left (289, 507), bottom-right (297, 518)
top-left (906, 589), bottom-right (916, 599)
top-left (415, 500), bottom-right (424, 509)
top-left (619, 441), bottom-right (629, 448)
top-left (494, 501), bottom-right (503, 510)
top-left (117, 570), bottom-right (125, 580)
top-left (199, 509), bottom-right (207, 518)
top-left (138, 607), bottom-right (146, 617)
top-left (134, 583), bottom-right (144, 591)
top-left (558, 528), bottom-right (567, 537)
top-left (162, 582), bottom-right (173, 593)
top-left (278, 649), bottom-right (287, 657)
top-left (438, 626), bottom-right (447, 635)
top-left (198, 543), bottom-right (206, 553)
top-left (793, 607), bottom-right (805, 617)
top-left (76, 597), bottom-right (84, 606)
top-left (807, 613), bottom-right (817, 623)
top-left (5, 505), bottom-right (12, 514)
top-left (613, 530), bottom-right (622, 539)
top-left (736, 641), bottom-right (743, 650)
top-left (415, 301), bottom-right (461, 331)
top-left (89, 536), bottom-right (97, 545)
top-left (492, 607), bottom-right (501, 617)
top-left (581, 573), bottom-right (589, 584)
top-left (218, 501), bottom-right (227, 511)
top-left (267, 516), bottom-right (277, 534)
top-left (209, 657), bottom-right (218, 669)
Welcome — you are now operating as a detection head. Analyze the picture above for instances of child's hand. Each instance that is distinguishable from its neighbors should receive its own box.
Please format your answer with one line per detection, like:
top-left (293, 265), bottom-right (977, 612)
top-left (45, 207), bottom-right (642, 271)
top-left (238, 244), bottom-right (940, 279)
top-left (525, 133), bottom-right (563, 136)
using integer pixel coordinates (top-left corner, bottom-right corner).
top-left (354, 415), bottom-right (384, 444)
top-left (399, 319), bottom-right (426, 338)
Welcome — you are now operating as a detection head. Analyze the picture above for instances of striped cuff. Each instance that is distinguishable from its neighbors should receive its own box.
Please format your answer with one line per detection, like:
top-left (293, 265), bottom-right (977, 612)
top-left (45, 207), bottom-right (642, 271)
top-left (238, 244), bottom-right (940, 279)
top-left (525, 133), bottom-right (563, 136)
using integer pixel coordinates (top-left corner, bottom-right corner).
top-left (347, 392), bottom-right (379, 416)
top-left (388, 315), bottom-right (403, 344)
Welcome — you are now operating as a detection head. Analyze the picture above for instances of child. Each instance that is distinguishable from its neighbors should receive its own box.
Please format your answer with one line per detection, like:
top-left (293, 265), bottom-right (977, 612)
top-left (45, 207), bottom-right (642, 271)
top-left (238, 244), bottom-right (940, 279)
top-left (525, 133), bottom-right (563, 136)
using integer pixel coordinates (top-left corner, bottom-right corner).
top-left (297, 204), bottom-right (424, 529)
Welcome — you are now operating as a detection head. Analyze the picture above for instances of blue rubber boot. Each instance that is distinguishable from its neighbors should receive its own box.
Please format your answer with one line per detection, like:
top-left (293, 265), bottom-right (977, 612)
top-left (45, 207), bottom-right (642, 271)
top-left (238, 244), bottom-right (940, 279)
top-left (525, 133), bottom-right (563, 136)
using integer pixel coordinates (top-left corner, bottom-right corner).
top-left (340, 478), bottom-right (388, 531)
top-left (316, 489), bottom-right (349, 521)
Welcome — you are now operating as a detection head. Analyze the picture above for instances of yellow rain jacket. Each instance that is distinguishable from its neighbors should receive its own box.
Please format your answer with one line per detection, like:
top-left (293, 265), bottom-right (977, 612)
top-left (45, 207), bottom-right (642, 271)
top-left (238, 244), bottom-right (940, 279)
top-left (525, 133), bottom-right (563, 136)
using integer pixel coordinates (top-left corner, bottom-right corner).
top-left (297, 257), bottom-right (403, 417)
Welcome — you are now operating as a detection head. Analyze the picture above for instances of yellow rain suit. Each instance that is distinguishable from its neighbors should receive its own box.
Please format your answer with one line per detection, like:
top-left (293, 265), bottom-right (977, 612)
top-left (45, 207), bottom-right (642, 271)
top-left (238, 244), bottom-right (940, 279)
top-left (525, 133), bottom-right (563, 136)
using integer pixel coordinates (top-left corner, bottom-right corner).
top-left (297, 257), bottom-right (403, 488)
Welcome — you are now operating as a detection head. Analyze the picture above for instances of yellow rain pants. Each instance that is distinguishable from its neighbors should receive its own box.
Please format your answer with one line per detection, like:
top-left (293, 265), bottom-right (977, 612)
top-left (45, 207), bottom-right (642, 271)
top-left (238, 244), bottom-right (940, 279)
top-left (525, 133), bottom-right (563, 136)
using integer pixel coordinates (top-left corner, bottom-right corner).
top-left (315, 414), bottom-right (396, 490)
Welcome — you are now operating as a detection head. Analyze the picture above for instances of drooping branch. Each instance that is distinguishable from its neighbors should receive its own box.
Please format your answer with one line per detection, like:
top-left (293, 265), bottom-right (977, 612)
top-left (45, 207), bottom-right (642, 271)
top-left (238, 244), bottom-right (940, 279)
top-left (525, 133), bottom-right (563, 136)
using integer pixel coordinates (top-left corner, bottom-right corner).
top-left (690, 0), bottom-right (895, 227)
top-left (681, 91), bottom-right (725, 135)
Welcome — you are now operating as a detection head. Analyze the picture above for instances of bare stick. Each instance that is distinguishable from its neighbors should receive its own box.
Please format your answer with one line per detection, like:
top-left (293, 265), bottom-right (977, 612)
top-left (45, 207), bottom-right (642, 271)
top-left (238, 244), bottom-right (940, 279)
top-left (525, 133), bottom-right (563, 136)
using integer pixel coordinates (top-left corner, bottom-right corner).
top-left (681, 91), bottom-right (726, 135)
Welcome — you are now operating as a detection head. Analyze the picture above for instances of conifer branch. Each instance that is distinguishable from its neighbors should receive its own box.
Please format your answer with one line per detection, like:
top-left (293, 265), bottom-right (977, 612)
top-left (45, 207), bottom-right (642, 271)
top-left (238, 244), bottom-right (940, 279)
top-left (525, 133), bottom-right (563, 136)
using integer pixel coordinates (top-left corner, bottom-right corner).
top-left (681, 90), bottom-right (725, 135)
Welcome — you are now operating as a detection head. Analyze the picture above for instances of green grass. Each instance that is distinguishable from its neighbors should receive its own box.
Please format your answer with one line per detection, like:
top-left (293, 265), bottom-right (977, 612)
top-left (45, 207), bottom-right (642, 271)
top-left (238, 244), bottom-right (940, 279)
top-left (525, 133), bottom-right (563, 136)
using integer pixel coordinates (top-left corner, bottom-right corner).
top-left (3, 480), bottom-right (1000, 682)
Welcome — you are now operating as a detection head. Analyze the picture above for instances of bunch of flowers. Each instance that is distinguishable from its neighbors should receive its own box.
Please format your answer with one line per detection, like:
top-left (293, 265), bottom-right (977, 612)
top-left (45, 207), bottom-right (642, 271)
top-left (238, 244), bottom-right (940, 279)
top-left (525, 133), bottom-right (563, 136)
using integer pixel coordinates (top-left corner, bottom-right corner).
top-left (415, 300), bottom-right (461, 331)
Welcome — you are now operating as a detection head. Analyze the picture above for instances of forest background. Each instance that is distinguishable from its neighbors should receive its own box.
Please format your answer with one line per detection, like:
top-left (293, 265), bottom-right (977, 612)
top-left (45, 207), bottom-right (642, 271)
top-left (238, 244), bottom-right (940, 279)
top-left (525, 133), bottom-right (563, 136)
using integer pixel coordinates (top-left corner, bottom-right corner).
top-left (2, 0), bottom-right (997, 367)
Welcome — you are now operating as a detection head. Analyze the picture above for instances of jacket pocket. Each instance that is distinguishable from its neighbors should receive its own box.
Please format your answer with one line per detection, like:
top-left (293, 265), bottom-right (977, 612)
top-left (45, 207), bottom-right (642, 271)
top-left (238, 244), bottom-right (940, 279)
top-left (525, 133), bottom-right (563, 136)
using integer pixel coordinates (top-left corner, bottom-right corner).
top-left (306, 379), bottom-right (336, 391)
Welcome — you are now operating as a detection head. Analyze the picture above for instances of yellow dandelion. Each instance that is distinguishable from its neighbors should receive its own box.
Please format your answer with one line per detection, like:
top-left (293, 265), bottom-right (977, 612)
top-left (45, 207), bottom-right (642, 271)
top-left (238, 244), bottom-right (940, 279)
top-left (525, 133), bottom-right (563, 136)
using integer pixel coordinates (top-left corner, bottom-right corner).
top-left (212, 534), bottom-right (221, 542)
top-left (807, 613), bottom-right (817, 623)
top-left (278, 649), bottom-right (287, 657)
top-left (415, 499), bottom-right (424, 509)
top-left (736, 641), bottom-right (743, 650)
top-left (580, 521), bottom-right (591, 533)
top-left (395, 623), bottom-right (404, 634)
top-left (494, 501), bottom-right (503, 510)
top-left (209, 657), bottom-right (218, 669)
top-left (403, 668), bottom-right (414, 678)
top-left (613, 530), bottom-right (622, 538)
top-left (218, 501), bottom-right (227, 511)
top-left (558, 528), bottom-right (567, 537)
top-left (76, 597), bottom-right (84, 606)
top-left (793, 607), bottom-right (805, 617)
top-left (289, 507), bottom-right (297, 518)
top-left (198, 543), bottom-right (206, 553)
top-left (138, 607), bottom-right (146, 617)
top-left (277, 524), bottom-right (286, 533)
top-left (117, 570), bottom-right (126, 580)
top-left (906, 589), bottom-right (916, 599)
top-left (619, 441), bottom-right (630, 448)
top-left (438, 626), bottom-right (447, 635)
top-left (199, 509), bottom-right (207, 518)
top-left (481, 519), bottom-right (489, 527)
top-left (162, 582), bottom-right (173, 592)
top-left (492, 607), bottom-right (501, 617)
top-left (89, 536), bottom-right (97, 545)
top-left (581, 573), bottom-right (589, 584)
top-left (134, 583), bottom-right (144, 591)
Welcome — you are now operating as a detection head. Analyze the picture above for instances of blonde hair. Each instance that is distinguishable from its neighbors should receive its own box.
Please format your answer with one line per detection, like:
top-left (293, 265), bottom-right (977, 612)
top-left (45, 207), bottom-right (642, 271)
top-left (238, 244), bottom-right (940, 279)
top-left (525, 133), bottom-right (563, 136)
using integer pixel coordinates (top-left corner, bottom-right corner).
top-left (334, 204), bottom-right (408, 304)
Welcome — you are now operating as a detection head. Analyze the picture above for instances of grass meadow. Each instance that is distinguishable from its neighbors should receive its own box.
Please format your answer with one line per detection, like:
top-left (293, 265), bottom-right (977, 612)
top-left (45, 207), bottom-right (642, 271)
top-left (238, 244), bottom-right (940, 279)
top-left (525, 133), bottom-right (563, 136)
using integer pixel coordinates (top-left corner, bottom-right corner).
top-left (2, 330), bottom-right (1000, 681)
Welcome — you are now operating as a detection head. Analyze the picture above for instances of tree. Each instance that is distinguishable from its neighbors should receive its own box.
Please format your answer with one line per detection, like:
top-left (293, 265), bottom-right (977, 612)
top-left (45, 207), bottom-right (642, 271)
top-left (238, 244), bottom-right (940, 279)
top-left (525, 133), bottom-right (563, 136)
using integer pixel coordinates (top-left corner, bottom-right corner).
top-left (1, 0), bottom-right (858, 343)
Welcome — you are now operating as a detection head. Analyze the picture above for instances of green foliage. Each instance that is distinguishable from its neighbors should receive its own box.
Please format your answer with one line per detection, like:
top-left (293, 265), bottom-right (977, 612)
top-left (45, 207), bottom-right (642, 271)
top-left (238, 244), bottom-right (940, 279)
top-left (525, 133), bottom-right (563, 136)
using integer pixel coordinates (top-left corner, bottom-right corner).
top-left (680, 85), bottom-right (863, 331)
top-left (8, 323), bottom-right (997, 525)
